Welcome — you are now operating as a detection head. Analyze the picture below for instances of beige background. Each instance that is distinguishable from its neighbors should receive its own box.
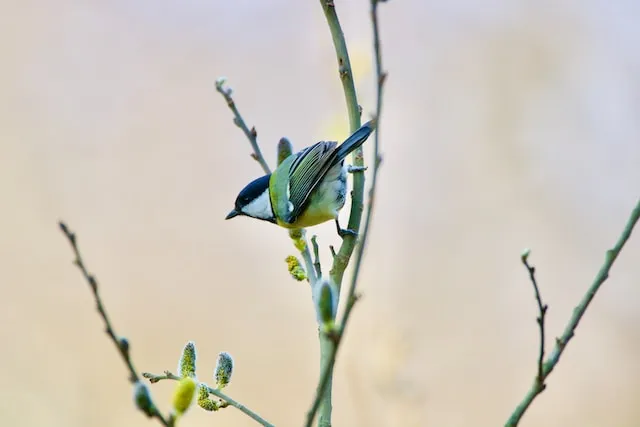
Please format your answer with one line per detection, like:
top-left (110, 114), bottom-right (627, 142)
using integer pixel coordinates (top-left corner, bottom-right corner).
top-left (1, 1), bottom-right (639, 426)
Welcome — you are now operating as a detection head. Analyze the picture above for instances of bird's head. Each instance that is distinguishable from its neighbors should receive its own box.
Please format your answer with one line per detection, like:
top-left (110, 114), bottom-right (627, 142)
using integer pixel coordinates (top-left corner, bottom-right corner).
top-left (226, 174), bottom-right (276, 223)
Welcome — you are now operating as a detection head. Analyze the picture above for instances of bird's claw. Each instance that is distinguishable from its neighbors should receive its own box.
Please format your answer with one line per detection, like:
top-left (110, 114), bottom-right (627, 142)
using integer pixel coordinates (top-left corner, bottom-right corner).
top-left (335, 219), bottom-right (358, 239)
top-left (348, 165), bottom-right (368, 173)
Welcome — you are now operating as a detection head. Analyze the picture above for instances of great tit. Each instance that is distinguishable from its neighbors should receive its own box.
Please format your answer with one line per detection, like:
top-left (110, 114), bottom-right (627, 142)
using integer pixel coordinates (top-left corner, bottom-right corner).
top-left (225, 120), bottom-right (375, 233)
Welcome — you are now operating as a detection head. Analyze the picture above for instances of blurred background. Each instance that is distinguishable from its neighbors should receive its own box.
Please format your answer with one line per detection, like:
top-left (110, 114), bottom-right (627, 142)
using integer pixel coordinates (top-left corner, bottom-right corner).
top-left (1, 1), bottom-right (639, 426)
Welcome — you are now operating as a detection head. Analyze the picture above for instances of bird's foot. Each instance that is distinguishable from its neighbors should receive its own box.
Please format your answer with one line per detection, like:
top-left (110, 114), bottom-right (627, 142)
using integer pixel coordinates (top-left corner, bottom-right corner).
top-left (348, 165), bottom-right (368, 173)
top-left (335, 219), bottom-right (358, 239)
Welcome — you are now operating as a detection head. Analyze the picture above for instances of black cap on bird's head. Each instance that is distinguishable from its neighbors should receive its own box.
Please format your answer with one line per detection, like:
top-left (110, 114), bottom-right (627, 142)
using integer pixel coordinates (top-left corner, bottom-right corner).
top-left (226, 174), bottom-right (276, 223)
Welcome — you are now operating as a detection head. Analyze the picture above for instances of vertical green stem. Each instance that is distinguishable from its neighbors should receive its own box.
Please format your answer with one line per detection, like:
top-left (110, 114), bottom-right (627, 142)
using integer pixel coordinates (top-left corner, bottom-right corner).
top-left (320, 0), bottom-right (364, 290)
top-left (317, 333), bottom-right (335, 427)
top-left (318, 2), bottom-right (363, 426)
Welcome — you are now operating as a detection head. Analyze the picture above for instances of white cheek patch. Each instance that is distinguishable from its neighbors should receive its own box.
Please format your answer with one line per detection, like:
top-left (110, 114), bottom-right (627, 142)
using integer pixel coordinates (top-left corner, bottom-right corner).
top-left (242, 190), bottom-right (274, 220)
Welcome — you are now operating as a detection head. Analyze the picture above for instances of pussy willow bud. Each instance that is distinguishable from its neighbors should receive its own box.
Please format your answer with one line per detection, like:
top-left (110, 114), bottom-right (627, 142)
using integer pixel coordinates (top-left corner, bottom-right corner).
top-left (314, 279), bottom-right (338, 329)
top-left (214, 352), bottom-right (234, 389)
top-left (288, 229), bottom-right (307, 252)
top-left (172, 377), bottom-right (197, 416)
top-left (285, 255), bottom-right (307, 281)
top-left (277, 137), bottom-right (294, 165)
top-left (133, 381), bottom-right (156, 417)
top-left (197, 383), bottom-right (218, 411)
top-left (178, 341), bottom-right (197, 379)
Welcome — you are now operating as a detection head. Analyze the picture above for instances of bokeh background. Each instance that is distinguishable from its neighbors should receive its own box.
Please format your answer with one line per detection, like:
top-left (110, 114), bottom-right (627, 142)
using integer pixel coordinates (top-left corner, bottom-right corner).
top-left (1, 1), bottom-right (639, 426)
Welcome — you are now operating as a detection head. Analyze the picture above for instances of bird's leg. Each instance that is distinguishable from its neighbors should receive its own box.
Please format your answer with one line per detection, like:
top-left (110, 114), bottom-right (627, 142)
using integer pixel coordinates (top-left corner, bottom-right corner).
top-left (335, 218), bottom-right (358, 239)
top-left (348, 165), bottom-right (368, 173)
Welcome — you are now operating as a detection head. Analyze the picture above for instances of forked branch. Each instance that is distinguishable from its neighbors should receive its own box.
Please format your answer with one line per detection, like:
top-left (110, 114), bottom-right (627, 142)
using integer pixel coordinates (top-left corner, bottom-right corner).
top-left (59, 221), bottom-right (171, 426)
top-left (506, 198), bottom-right (640, 426)
top-left (215, 78), bottom-right (271, 174)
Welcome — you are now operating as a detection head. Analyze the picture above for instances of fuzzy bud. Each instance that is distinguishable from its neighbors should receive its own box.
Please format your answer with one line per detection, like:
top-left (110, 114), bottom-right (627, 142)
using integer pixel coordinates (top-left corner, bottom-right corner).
top-left (314, 279), bottom-right (338, 329)
top-left (277, 137), bottom-right (294, 165)
top-left (178, 341), bottom-right (197, 379)
top-left (197, 383), bottom-right (218, 411)
top-left (172, 377), bottom-right (197, 416)
top-left (133, 381), bottom-right (156, 417)
top-left (214, 352), bottom-right (234, 389)
top-left (288, 229), bottom-right (307, 252)
top-left (285, 255), bottom-right (307, 281)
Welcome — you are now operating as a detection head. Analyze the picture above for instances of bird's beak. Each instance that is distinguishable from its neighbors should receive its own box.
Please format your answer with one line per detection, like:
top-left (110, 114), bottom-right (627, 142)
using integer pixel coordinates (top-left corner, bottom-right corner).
top-left (225, 209), bottom-right (240, 220)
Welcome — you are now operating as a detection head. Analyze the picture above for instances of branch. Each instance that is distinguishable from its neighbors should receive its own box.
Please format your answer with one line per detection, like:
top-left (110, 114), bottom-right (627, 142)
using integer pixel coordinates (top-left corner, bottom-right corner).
top-left (304, 293), bottom-right (357, 427)
top-left (301, 241), bottom-right (319, 285)
top-left (506, 198), bottom-right (640, 426)
top-left (341, 0), bottom-right (387, 344)
top-left (522, 250), bottom-right (548, 390)
top-left (289, 229), bottom-right (319, 286)
top-left (142, 371), bottom-right (274, 427)
top-left (215, 77), bottom-right (271, 174)
top-left (311, 235), bottom-right (323, 279)
top-left (59, 221), bottom-right (171, 426)
top-left (321, 0), bottom-right (364, 289)
top-left (305, 1), bottom-right (388, 426)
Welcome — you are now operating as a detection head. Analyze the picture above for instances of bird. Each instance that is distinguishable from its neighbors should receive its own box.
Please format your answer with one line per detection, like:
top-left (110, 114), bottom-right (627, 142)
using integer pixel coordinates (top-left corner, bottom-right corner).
top-left (225, 120), bottom-right (375, 235)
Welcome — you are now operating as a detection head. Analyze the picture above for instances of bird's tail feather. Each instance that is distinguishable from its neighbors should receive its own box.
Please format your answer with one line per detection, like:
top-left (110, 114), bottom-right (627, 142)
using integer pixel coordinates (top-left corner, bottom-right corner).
top-left (332, 119), bottom-right (376, 166)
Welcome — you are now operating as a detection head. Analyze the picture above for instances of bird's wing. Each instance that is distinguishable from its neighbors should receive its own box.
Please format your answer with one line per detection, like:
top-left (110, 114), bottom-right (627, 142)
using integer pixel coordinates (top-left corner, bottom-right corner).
top-left (284, 140), bottom-right (339, 223)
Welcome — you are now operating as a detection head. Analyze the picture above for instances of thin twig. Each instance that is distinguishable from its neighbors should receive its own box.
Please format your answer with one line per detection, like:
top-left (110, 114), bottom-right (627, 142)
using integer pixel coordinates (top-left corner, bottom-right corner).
top-left (217, 78), bottom-right (319, 290)
top-left (305, 1), bottom-right (388, 426)
top-left (59, 221), bottom-right (171, 426)
top-left (311, 235), bottom-right (322, 279)
top-left (215, 78), bottom-right (271, 174)
top-left (522, 251), bottom-right (548, 387)
top-left (506, 198), bottom-right (640, 426)
top-left (290, 229), bottom-right (319, 286)
top-left (142, 371), bottom-right (274, 427)
top-left (301, 238), bottom-right (319, 286)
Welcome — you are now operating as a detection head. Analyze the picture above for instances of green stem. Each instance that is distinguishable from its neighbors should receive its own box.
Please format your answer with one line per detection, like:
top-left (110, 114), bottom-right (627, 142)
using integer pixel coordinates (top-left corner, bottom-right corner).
top-left (317, 334), bottom-right (335, 427)
top-left (142, 371), bottom-right (275, 427)
top-left (316, 2), bottom-right (363, 426)
top-left (301, 234), bottom-right (319, 285)
top-left (306, 2), bottom-right (387, 427)
top-left (320, 0), bottom-right (364, 290)
top-left (342, 0), bottom-right (386, 337)
top-left (505, 198), bottom-right (640, 426)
